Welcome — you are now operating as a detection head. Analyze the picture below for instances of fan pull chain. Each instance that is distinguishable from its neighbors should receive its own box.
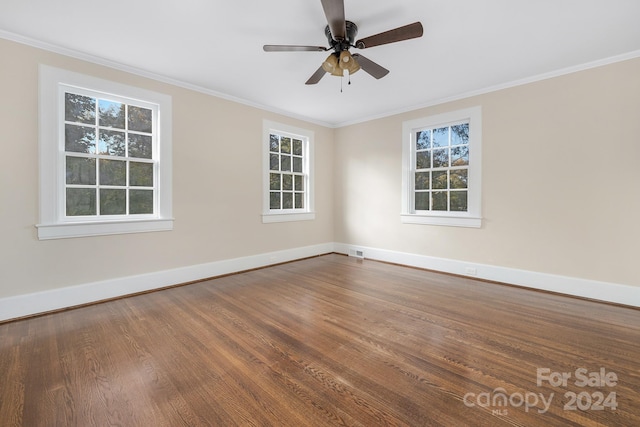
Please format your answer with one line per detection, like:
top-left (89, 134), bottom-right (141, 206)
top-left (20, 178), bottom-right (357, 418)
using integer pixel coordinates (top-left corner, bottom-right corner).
top-left (339, 74), bottom-right (353, 93)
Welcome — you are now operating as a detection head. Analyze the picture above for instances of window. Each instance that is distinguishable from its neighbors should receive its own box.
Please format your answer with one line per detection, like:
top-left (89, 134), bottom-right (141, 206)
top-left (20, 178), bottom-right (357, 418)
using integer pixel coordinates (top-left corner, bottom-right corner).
top-left (401, 106), bottom-right (482, 227)
top-left (37, 65), bottom-right (173, 239)
top-left (262, 120), bottom-right (314, 223)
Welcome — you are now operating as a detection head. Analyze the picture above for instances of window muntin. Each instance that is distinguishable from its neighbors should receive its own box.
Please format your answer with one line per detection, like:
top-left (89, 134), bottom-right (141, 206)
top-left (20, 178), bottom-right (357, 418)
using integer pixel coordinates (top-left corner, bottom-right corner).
top-left (63, 91), bottom-right (157, 218)
top-left (413, 122), bottom-right (469, 213)
top-left (269, 133), bottom-right (307, 211)
top-left (401, 106), bottom-right (481, 228)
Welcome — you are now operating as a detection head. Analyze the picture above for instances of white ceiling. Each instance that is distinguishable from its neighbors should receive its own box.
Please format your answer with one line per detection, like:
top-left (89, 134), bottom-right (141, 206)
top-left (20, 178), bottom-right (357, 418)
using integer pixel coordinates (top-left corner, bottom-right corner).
top-left (2, 0), bottom-right (640, 127)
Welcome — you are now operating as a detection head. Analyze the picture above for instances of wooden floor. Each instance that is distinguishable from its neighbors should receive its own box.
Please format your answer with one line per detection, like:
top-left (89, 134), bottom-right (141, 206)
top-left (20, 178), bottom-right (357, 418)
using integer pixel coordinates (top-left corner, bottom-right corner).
top-left (1, 254), bottom-right (639, 426)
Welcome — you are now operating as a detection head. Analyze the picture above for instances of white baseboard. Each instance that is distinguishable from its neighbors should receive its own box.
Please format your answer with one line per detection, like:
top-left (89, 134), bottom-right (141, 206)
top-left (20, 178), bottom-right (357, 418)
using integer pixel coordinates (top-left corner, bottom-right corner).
top-left (334, 243), bottom-right (640, 308)
top-left (0, 243), bottom-right (334, 322)
top-left (2, 241), bottom-right (637, 322)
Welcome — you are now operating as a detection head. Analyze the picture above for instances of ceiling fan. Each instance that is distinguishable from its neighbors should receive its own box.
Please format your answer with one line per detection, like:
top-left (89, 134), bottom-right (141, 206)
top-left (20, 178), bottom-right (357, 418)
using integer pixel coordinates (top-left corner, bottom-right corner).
top-left (263, 0), bottom-right (424, 85)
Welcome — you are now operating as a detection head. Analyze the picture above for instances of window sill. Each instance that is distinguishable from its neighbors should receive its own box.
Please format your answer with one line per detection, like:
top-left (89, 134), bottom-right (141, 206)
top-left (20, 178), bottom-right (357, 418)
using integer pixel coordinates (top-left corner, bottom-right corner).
top-left (36, 218), bottom-right (174, 240)
top-left (401, 214), bottom-right (481, 228)
top-left (262, 212), bottom-right (315, 223)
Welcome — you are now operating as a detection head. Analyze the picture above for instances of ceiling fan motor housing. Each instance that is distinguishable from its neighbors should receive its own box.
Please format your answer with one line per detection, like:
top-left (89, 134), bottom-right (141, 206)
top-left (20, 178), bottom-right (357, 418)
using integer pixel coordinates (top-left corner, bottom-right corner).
top-left (325, 20), bottom-right (358, 51)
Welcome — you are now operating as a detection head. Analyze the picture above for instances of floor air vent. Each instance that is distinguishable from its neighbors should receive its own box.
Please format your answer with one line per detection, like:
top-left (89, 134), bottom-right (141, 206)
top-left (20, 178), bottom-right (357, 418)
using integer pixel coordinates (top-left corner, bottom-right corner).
top-left (348, 249), bottom-right (365, 259)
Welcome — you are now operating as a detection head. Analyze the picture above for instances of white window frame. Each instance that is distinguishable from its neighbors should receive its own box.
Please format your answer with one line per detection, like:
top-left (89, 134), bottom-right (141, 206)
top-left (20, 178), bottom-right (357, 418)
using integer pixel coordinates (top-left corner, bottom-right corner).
top-left (401, 106), bottom-right (482, 228)
top-left (262, 120), bottom-right (315, 223)
top-left (37, 65), bottom-right (173, 239)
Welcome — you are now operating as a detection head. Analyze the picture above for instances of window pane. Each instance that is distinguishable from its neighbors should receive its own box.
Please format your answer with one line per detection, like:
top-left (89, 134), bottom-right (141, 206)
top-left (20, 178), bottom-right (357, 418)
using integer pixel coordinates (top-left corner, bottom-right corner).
top-left (129, 134), bottom-right (152, 159)
top-left (98, 129), bottom-right (125, 156)
top-left (293, 157), bottom-right (302, 173)
top-left (433, 127), bottom-right (449, 147)
top-left (66, 188), bottom-right (96, 216)
top-left (66, 156), bottom-right (96, 185)
top-left (282, 174), bottom-right (293, 191)
top-left (433, 148), bottom-right (449, 168)
top-left (270, 134), bottom-right (279, 152)
top-left (415, 172), bottom-right (430, 190)
top-left (130, 189), bottom-right (154, 214)
top-left (99, 159), bottom-right (126, 186)
top-left (292, 139), bottom-right (303, 156)
top-left (451, 124), bottom-right (469, 145)
top-left (450, 191), bottom-right (468, 212)
top-left (98, 100), bottom-right (125, 129)
top-left (130, 162), bottom-right (153, 187)
top-left (432, 191), bottom-right (448, 211)
top-left (65, 124), bottom-right (96, 154)
top-left (128, 106), bottom-right (152, 133)
top-left (270, 192), bottom-right (281, 209)
top-left (100, 189), bottom-right (126, 215)
top-left (450, 169), bottom-right (468, 189)
top-left (295, 192), bottom-right (304, 209)
top-left (65, 93), bottom-right (95, 124)
top-left (416, 151), bottom-right (430, 169)
top-left (294, 175), bottom-right (304, 191)
top-left (415, 192), bottom-right (429, 210)
top-left (416, 130), bottom-right (430, 150)
top-left (281, 155), bottom-right (291, 172)
top-left (280, 137), bottom-right (291, 154)
top-left (432, 171), bottom-right (448, 189)
top-left (270, 173), bottom-right (281, 190)
top-left (282, 192), bottom-right (293, 209)
top-left (451, 146), bottom-right (469, 166)
top-left (270, 153), bottom-right (280, 171)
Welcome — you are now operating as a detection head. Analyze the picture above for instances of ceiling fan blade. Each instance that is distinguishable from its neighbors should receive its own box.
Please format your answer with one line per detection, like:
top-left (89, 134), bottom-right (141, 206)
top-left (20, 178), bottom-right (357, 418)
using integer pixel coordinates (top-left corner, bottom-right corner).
top-left (264, 45), bottom-right (327, 52)
top-left (352, 54), bottom-right (389, 79)
top-left (305, 66), bottom-right (327, 85)
top-left (355, 22), bottom-right (424, 49)
top-left (320, 0), bottom-right (346, 41)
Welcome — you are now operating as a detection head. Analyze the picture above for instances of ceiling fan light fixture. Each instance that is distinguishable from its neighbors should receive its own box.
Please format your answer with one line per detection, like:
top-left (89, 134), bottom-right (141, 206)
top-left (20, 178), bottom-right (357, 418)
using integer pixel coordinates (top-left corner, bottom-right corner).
top-left (322, 53), bottom-right (339, 74)
top-left (323, 52), bottom-right (349, 76)
top-left (339, 50), bottom-right (360, 75)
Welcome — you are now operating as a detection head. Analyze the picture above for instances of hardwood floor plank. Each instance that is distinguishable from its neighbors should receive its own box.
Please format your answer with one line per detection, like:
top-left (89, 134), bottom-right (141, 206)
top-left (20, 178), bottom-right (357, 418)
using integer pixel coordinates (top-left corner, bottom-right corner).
top-left (0, 343), bottom-right (26, 427)
top-left (1, 254), bottom-right (639, 426)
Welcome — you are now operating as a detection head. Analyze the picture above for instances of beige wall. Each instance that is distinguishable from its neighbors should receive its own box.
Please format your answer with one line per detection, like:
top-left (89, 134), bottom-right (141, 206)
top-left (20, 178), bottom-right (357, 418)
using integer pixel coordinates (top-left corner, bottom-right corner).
top-left (334, 57), bottom-right (640, 287)
top-left (0, 38), bottom-right (335, 298)
top-left (1, 36), bottom-right (638, 304)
